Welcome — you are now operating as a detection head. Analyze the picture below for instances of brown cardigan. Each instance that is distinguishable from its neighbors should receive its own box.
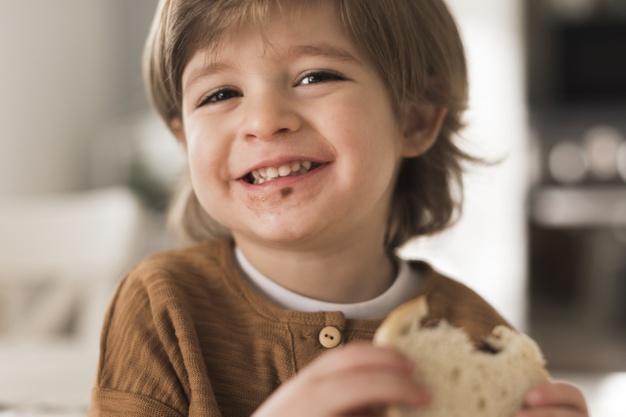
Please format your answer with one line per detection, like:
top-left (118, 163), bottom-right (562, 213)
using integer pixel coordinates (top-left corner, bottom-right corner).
top-left (89, 239), bottom-right (509, 417)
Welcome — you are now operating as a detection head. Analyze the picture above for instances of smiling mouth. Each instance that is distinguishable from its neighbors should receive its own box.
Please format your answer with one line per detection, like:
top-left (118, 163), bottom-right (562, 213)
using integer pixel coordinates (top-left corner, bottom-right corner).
top-left (241, 160), bottom-right (325, 185)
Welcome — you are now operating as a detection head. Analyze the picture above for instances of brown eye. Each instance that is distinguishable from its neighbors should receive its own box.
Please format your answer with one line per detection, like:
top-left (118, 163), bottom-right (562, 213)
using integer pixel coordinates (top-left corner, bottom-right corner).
top-left (297, 71), bottom-right (344, 86)
top-left (198, 88), bottom-right (241, 107)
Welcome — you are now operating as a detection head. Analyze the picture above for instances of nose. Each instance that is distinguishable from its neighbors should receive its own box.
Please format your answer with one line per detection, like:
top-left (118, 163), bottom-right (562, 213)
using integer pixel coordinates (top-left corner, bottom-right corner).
top-left (239, 90), bottom-right (301, 141)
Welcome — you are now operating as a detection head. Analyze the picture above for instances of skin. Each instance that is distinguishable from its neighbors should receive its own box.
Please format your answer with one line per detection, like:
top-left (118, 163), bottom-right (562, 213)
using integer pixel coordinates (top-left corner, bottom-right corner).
top-left (175, 2), bottom-right (589, 416)
top-left (517, 382), bottom-right (589, 417)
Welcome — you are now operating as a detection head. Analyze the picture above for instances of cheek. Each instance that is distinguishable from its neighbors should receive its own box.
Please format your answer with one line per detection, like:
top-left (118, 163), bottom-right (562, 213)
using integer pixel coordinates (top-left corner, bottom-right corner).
top-left (187, 138), bottom-right (209, 178)
top-left (333, 103), bottom-right (401, 165)
top-left (185, 122), bottom-right (226, 189)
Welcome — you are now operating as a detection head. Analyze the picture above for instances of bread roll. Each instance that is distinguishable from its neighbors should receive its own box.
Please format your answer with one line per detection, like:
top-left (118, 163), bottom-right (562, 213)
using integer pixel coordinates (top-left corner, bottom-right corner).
top-left (373, 296), bottom-right (549, 417)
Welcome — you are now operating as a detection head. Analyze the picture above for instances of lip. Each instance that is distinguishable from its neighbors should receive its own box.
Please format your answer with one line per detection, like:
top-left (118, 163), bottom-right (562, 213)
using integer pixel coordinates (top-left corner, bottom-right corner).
top-left (237, 161), bottom-right (331, 190)
top-left (235, 155), bottom-right (332, 180)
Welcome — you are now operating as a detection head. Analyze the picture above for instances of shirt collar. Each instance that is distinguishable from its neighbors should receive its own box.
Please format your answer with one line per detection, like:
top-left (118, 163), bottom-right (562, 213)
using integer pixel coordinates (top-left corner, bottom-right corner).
top-left (234, 246), bottom-right (421, 320)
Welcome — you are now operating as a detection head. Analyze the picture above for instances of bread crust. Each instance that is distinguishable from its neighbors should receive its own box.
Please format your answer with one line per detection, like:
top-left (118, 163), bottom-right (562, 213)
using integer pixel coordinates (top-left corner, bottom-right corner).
top-left (374, 296), bottom-right (549, 417)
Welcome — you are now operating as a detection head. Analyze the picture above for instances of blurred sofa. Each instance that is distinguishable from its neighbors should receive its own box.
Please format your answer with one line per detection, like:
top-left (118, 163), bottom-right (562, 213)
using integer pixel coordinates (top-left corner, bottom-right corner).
top-left (0, 187), bottom-right (148, 414)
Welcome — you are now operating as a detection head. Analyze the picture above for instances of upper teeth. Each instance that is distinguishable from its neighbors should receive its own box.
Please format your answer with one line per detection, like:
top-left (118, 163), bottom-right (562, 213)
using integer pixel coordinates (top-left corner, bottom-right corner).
top-left (251, 160), bottom-right (313, 184)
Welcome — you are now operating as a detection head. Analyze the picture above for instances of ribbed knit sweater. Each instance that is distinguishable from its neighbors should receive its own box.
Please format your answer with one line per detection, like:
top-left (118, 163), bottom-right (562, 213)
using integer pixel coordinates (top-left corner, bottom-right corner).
top-left (88, 238), bottom-right (509, 417)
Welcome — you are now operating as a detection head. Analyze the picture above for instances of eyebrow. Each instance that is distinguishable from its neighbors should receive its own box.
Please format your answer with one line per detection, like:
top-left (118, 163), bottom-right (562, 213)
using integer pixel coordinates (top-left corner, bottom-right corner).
top-left (288, 43), bottom-right (360, 63)
top-left (183, 43), bottom-right (361, 91)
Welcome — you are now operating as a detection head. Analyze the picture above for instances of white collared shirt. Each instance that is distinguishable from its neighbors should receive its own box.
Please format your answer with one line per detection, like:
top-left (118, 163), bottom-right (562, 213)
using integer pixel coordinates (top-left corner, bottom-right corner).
top-left (235, 247), bottom-right (421, 320)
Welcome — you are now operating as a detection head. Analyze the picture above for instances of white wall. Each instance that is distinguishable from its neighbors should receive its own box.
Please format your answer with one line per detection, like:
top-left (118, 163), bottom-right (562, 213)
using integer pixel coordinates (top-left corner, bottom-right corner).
top-left (0, 1), bottom-right (114, 193)
top-left (0, 0), bottom-right (156, 195)
top-left (402, 0), bottom-right (530, 329)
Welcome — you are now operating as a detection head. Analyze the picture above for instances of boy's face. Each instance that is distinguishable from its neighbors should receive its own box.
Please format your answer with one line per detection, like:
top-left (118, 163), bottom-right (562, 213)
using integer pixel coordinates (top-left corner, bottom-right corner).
top-left (179, 3), bottom-right (427, 249)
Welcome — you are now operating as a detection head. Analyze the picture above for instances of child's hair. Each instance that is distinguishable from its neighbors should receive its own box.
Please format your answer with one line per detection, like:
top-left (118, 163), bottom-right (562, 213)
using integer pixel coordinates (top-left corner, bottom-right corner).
top-left (144, 0), bottom-right (475, 251)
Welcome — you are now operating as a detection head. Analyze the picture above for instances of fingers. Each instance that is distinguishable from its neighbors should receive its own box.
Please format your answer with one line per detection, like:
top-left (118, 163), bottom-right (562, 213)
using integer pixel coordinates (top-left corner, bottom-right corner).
top-left (516, 408), bottom-right (586, 417)
top-left (302, 342), bottom-right (415, 380)
top-left (310, 364), bottom-right (430, 415)
top-left (523, 381), bottom-right (588, 413)
top-left (254, 342), bottom-right (429, 417)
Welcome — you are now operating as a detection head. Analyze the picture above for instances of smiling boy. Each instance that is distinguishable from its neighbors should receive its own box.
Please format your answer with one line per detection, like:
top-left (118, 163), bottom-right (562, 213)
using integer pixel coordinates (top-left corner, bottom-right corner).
top-left (89, 1), bottom-right (589, 416)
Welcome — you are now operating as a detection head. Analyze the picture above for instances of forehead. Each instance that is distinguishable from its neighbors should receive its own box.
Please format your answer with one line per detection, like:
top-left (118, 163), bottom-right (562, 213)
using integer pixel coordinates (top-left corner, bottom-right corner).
top-left (182, 1), bottom-right (364, 83)
top-left (202, 0), bottom-right (350, 54)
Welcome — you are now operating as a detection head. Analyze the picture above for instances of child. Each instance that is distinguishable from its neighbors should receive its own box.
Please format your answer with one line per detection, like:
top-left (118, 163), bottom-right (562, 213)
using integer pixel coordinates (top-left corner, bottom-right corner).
top-left (89, 1), bottom-right (589, 416)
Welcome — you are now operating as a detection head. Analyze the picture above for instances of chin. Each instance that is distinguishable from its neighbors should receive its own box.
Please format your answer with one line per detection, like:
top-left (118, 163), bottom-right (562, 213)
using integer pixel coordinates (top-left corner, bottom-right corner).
top-left (255, 227), bottom-right (315, 245)
top-left (244, 219), bottom-right (328, 248)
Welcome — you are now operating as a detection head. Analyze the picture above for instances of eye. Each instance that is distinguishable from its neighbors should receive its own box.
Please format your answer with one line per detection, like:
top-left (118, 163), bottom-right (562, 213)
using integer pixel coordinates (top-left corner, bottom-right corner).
top-left (197, 87), bottom-right (241, 107)
top-left (297, 70), bottom-right (345, 86)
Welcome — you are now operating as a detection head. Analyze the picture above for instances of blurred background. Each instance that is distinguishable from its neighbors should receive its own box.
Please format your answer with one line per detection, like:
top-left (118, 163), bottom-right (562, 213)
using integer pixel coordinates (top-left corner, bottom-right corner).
top-left (0, 0), bottom-right (624, 416)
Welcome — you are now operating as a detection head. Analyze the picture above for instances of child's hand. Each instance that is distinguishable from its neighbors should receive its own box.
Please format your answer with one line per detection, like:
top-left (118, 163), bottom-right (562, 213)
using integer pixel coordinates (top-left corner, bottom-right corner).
top-left (252, 342), bottom-right (430, 417)
top-left (516, 381), bottom-right (589, 417)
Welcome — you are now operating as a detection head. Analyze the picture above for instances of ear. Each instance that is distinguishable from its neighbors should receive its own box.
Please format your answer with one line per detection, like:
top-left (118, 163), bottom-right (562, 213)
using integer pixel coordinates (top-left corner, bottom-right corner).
top-left (170, 117), bottom-right (187, 148)
top-left (399, 102), bottom-right (448, 158)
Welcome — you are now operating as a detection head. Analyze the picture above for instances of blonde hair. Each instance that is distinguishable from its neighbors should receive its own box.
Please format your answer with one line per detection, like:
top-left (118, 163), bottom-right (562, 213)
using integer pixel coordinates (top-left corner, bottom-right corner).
top-left (144, 0), bottom-right (475, 250)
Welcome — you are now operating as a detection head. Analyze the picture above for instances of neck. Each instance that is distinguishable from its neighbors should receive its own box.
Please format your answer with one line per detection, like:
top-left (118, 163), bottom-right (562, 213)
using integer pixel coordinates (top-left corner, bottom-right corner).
top-left (234, 233), bottom-right (396, 304)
